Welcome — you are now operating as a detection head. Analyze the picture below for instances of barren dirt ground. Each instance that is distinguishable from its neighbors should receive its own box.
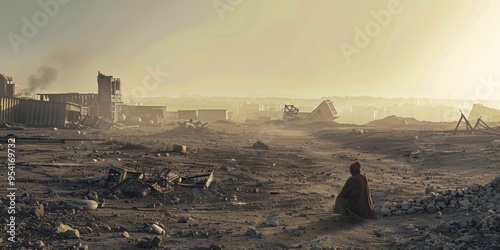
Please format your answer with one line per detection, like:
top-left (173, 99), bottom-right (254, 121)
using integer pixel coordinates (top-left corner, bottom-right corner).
top-left (1, 121), bottom-right (499, 249)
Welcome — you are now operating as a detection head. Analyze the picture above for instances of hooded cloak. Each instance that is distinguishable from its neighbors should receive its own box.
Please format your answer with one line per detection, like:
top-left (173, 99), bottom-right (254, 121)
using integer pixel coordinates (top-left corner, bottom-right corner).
top-left (337, 161), bottom-right (377, 219)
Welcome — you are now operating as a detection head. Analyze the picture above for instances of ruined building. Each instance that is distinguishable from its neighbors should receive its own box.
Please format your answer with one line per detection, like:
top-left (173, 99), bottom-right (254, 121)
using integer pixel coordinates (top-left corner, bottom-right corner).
top-left (38, 71), bottom-right (123, 123)
top-left (97, 71), bottom-right (123, 123)
top-left (0, 74), bottom-right (27, 98)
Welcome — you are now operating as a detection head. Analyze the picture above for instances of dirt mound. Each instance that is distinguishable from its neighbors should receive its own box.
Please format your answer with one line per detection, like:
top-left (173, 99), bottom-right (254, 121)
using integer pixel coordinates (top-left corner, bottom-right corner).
top-left (381, 176), bottom-right (500, 216)
top-left (366, 115), bottom-right (423, 127)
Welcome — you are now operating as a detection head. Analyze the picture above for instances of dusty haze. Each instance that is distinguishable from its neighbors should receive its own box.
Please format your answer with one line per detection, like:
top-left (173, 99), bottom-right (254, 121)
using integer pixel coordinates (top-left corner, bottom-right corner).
top-left (1, 0), bottom-right (500, 100)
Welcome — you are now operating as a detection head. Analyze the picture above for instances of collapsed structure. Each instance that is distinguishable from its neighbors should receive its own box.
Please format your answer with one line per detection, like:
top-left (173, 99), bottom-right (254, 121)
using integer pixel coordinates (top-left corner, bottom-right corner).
top-left (454, 105), bottom-right (500, 135)
top-left (282, 99), bottom-right (339, 122)
top-left (282, 104), bottom-right (300, 121)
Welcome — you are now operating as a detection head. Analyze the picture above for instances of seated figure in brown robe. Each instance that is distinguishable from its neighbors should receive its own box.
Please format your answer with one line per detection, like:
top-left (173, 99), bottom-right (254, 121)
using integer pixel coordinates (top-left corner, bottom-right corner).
top-left (333, 160), bottom-right (377, 220)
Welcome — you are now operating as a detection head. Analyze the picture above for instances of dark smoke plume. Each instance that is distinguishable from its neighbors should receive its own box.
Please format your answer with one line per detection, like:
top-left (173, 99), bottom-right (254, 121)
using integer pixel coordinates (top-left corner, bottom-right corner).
top-left (28, 65), bottom-right (58, 92)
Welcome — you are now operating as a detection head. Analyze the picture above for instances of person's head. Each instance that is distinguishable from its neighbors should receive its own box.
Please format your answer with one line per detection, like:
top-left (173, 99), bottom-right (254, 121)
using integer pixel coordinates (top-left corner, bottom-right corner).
top-left (350, 160), bottom-right (362, 176)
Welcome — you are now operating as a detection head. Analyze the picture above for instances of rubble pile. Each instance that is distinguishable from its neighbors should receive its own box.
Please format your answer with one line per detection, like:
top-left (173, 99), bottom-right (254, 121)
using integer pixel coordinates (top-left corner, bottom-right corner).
top-left (381, 176), bottom-right (500, 217)
top-left (384, 176), bottom-right (500, 249)
top-left (164, 120), bottom-right (218, 135)
top-left (403, 214), bottom-right (500, 250)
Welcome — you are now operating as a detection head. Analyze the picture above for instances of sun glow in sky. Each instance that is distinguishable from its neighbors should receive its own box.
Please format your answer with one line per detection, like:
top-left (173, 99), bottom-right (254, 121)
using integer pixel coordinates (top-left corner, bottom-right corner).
top-left (1, 0), bottom-right (500, 99)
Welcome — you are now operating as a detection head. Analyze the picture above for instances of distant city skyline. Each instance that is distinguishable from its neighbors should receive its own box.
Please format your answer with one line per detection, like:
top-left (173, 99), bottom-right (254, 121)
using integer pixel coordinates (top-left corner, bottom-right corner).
top-left (1, 0), bottom-right (500, 100)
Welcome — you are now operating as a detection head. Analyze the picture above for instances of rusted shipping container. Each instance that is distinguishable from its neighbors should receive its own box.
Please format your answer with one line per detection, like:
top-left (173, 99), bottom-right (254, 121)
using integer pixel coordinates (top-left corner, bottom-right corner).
top-left (0, 97), bottom-right (20, 124)
top-left (16, 99), bottom-right (81, 127)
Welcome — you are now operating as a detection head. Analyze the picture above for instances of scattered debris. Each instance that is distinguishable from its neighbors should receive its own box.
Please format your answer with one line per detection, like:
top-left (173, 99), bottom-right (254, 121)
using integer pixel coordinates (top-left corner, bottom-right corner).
top-left (151, 236), bottom-right (162, 248)
top-left (245, 229), bottom-right (258, 237)
top-left (105, 166), bottom-right (214, 198)
top-left (108, 166), bottom-right (144, 185)
top-left (33, 240), bottom-right (44, 249)
top-left (0, 123), bottom-right (25, 130)
top-left (28, 162), bottom-right (86, 168)
top-left (352, 128), bottom-right (364, 134)
top-left (178, 217), bottom-right (189, 223)
top-left (455, 110), bottom-right (500, 135)
top-left (172, 144), bottom-right (187, 154)
top-left (113, 178), bottom-right (152, 198)
top-left (403, 213), bottom-right (500, 249)
top-left (33, 203), bottom-right (44, 219)
top-left (137, 236), bottom-right (162, 248)
top-left (66, 200), bottom-right (98, 210)
top-left (164, 120), bottom-right (218, 135)
top-left (282, 104), bottom-right (300, 121)
top-left (149, 224), bottom-right (166, 235)
top-left (117, 142), bottom-right (150, 150)
top-left (175, 171), bottom-right (215, 189)
top-left (137, 238), bottom-right (151, 248)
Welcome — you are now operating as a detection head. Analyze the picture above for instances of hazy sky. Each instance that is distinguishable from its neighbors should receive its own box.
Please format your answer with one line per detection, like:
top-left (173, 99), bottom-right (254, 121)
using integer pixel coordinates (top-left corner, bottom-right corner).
top-left (1, 0), bottom-right (500, 99)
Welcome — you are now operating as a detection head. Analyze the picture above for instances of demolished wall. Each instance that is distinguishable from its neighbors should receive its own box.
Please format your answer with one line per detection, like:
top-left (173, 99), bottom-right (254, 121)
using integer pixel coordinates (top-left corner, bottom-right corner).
top-left (468, 104), bottom-right (500, 123)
